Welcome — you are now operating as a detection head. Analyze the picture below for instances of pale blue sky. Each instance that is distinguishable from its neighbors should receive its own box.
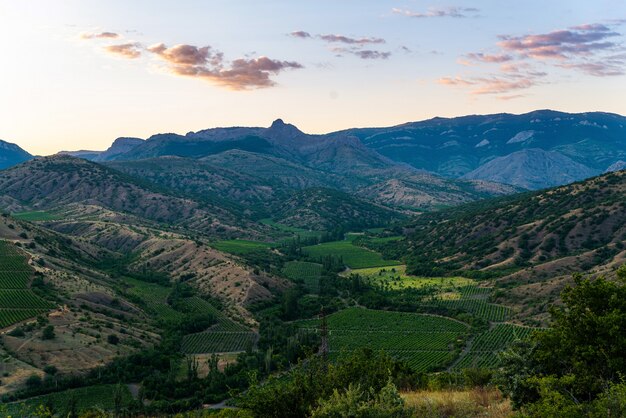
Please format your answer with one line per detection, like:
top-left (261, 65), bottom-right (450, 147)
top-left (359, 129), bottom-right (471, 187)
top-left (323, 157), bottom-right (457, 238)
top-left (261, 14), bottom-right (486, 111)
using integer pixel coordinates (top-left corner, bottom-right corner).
top-left (1, 0), bottom-right (625, 154)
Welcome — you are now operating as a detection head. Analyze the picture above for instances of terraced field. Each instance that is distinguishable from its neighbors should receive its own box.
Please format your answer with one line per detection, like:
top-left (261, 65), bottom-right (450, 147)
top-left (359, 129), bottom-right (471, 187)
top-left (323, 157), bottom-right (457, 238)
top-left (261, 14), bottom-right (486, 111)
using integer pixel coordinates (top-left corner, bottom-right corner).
top-left (297, 307), bottom-right (468, 372)
top-left (452, 323), bottom-right (536, 369)
top-left (302, 240), bottom-right (399, 269)
top-left (4, 384), bottom-right (133, 416)
top-left (0, 241), bottom-right (54, 329)
top-left (282, 261), bottom-right (323, 293)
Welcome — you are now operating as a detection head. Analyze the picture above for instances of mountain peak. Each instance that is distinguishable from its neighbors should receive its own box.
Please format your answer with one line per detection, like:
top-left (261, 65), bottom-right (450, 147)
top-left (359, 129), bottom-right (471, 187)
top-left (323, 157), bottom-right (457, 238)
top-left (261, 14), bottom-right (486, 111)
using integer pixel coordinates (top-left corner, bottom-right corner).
top-left (271, 118), bottom-right (286, 128)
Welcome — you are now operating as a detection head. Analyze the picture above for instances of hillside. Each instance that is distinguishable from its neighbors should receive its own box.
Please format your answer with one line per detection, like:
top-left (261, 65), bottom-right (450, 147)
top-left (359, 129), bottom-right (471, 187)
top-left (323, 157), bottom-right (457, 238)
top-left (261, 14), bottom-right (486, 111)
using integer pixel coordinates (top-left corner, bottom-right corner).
top-left (271, 188), bottom-right (403, 231)
top-left (382, 170), bottom-right (626, 321)
top-left (0, 155), bottom-right (258, 238)
top-left (346, 110), bottom-right (626, 188)
top-left (0, 140), bottom-right (33, 170)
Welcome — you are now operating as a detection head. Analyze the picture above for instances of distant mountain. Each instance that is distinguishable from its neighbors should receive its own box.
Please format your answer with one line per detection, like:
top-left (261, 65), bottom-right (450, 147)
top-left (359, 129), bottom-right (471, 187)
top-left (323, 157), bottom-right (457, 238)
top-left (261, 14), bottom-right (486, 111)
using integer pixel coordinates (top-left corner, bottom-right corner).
top-left (108, 119), bottom-right (394, 175)
top-left (461, 148), bottom-right (599, 189)
top-left (345, 110), bottom-right (626, 188)
top-left (0, 139), bottom-right (33, 170)
top-left (94, 137), bottom-right (144, 161)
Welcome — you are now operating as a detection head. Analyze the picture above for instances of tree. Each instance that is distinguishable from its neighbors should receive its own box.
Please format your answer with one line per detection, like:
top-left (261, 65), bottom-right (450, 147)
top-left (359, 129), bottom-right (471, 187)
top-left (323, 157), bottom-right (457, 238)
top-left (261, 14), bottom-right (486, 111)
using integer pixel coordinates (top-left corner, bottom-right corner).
top-left (500, 265), bottom-right (626, 412)
top-left (41, 325), bottom-right (55, 340)
top-left (107, 334), bottom-right (120, 345)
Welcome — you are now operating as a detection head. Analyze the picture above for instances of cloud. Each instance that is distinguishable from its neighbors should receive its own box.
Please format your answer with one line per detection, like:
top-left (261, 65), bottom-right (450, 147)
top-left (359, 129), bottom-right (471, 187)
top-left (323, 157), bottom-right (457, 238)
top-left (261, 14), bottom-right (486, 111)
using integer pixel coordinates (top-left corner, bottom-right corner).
top-left (148, 43), bottom-right (216, 65)
top-left (148, 43), bottom-right (302, 89)
top-left (104, 43), bottom-right (142, 59)
top-left (464, 52), bottom-right (513, 63)
top-left (437, 73), bottom-right (543, 95)
top-left (318, 34), bottom-right (385, 45)
top-left (556, 61), bottom-right (624, 76)
top-left (353, 50), bottom-right (391, 60)
top-left (81, 31), bottom-right (120, 39)
top-left (289, 31), bottom-right (311, 39)
top-left (439, 21), bottom-right (625, 98)
top-left (497, 24), bottom-right (619, 59)
top-left (392, 7), bottom-right (479, 19)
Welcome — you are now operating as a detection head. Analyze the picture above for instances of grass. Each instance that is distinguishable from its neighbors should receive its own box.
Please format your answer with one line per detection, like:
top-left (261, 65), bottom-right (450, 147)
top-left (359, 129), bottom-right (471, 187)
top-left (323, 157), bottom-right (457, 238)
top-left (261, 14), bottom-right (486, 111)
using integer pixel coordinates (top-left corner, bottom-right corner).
top-left (402, 388), bottom-right (512, 418)
top-left (297, 307), bottom-right (468, 372)
top-left (347, 265), bottom-right (472, 290)
top-left (11, 210), bottom-right (60, 221)
top-left (210, 239), bottom-right (273, 255)
top-left (302, 240), bottom-right (399, 269)
top-left (4, 384), bottom-right (133, 415)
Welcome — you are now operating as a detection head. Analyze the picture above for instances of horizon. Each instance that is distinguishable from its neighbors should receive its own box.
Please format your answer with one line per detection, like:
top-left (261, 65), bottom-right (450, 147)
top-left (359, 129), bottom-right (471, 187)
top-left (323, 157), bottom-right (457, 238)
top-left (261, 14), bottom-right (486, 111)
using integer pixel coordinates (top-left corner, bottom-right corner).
top-left (1, 1), bottom-right (625, 155)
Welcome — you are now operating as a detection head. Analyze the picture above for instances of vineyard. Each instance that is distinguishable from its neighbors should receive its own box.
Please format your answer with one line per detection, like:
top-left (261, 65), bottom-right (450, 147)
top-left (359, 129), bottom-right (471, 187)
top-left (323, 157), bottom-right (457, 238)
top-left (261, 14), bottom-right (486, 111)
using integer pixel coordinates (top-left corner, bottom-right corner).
top-left (432, 299), bottom-right (511, 322)
top-left (0, 241), bottom-right (53, 329)
top-left (282, 261), bottom-right (323, 293)
top-left (298, 308), bottom-right (468, 372)
top-left (122, 277), bottom-right (183, 322)
top-left (452, 323), bottom-right (537, 369)
top-left (302, 240), bottom-right (399, 269)
top-left (180, 296), bottom-right (249, 332)
top-left (181, 331), bottom-right (257, 354)
top-left (210, 239), bottom-right (273, 255)
top-left (4, 384), bottom-right (133, 416)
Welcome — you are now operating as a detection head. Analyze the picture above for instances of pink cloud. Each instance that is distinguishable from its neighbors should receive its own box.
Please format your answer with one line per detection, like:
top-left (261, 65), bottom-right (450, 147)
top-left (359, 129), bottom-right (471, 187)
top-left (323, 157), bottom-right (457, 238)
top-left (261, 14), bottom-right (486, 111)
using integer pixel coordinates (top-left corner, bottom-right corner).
top-left (104, 43), bottom-right (142, 59)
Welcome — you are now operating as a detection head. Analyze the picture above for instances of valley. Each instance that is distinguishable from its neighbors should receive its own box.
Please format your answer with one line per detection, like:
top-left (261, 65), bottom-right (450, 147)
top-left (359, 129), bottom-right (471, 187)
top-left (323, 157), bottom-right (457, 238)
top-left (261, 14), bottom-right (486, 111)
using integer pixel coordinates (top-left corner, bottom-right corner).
top-left (0, 111), bottom-right (624, 416)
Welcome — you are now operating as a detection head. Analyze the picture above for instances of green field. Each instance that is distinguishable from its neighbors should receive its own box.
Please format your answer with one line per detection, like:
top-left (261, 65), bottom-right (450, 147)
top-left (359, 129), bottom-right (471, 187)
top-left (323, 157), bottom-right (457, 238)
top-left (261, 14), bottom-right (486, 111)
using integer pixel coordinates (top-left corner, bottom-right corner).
top-left (453, 323), bottom-right (536, 369)
top-left (282, 261), bottom-right (323, 293)
top-left (181, 331), bottom-right (257, 354)
top-left (4, 384), bottom-right (133, 415)
top-left (122, 277), bottom-right (183, 322)
top-left (298, 307), bottom-right (468, 372)
top-left (0, 241), bottom-right (53, 329)
top-left (302, 240), bottom-right (399, 269)
top-left (210, 239), bottom-right (273, 255)
top-left (11, 210), bottom-right (60, 221)
top-left (348, 265), bottom-right (473, 290)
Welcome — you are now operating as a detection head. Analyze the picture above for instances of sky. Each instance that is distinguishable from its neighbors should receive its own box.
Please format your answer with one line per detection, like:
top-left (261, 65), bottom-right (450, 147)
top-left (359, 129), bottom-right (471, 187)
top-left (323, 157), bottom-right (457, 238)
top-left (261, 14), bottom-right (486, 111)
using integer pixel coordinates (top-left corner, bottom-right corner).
top-left (1, 0), bottom-right (625, 155)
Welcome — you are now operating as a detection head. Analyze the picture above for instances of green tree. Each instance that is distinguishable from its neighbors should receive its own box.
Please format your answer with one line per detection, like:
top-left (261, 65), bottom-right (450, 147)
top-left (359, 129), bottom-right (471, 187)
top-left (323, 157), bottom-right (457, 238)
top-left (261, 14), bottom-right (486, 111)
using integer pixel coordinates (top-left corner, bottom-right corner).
top-left (41, 325), bottom-right (55, 340)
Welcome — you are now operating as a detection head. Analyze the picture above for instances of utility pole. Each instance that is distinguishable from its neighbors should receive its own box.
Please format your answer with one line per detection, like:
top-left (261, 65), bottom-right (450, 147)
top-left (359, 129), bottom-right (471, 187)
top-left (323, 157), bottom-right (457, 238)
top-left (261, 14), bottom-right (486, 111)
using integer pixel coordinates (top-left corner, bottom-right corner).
top-left (318, 306), bottom-right (329, 360)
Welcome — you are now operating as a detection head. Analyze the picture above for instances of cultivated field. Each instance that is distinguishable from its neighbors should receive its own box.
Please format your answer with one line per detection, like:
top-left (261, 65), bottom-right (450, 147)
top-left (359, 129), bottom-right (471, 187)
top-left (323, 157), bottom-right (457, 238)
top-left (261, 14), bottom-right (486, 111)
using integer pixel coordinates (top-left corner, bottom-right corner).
top-left (452, 323), bottom-right (536, 369)
top-left (4, 384), bottom-right (133, 416)
top-left (298, 307), bottom-right (468, 372)
top-left (282, 261), bottom-right (323, 293)
top-left (0, 241), bottom-right (54, 329)
top-left (302, 240), bottom-right (399, 269)
top-left (210, 239), bottom-right (273, 255)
